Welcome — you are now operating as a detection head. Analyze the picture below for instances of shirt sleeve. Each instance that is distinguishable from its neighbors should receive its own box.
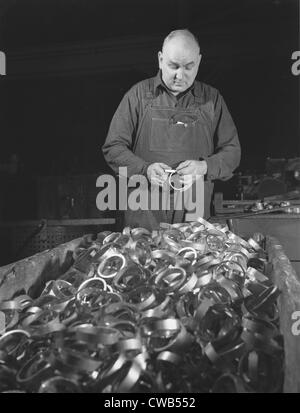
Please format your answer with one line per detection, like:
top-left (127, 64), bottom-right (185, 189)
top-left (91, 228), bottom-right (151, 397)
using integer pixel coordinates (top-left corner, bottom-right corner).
top-left (204, 92), bottom-right (241, 181)
top-left (102, 85), bottom-right (151, 178)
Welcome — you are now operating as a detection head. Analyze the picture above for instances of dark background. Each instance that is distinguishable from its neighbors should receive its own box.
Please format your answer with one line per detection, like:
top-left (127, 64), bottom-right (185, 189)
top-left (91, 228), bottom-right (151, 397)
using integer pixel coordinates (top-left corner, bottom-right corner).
top-left (0, 0), bottom-right (299, 219)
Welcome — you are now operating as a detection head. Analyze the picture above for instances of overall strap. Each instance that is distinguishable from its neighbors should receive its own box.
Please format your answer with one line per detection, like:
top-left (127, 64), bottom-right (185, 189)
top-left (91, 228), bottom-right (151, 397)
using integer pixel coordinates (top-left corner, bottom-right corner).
top-left (192, 81), bottom-right (215, 121)
top-left (143, 77), bottom-right (155, 108)
top-left (132, 77), bottom-right (156, 152)
top-left (193, 81), bottom-right (205, 106)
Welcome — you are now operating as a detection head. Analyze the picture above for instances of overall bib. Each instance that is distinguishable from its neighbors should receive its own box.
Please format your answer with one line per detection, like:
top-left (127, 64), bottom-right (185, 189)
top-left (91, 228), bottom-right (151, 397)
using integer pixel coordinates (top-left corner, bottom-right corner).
top-left (124, 81), bottom-right (214, 230)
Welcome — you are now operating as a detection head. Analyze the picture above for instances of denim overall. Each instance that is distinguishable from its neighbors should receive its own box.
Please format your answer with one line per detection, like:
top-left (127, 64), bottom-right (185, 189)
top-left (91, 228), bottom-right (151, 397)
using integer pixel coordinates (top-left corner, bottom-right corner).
top-left (124, 80), bottom-right (214, 230)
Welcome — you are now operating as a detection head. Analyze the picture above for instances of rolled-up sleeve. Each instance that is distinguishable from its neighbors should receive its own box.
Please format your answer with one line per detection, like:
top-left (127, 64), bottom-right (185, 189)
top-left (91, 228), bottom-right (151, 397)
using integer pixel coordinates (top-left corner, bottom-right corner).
top-left (204, 93), bottom-right (241, 181)
top-left (102, 86), bottom-right (150, 177)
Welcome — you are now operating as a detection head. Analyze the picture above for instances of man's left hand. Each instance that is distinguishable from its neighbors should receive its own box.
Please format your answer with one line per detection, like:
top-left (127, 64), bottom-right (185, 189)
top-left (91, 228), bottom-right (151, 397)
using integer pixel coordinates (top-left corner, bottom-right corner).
top-left (176, 160), bottom-right (208, 180)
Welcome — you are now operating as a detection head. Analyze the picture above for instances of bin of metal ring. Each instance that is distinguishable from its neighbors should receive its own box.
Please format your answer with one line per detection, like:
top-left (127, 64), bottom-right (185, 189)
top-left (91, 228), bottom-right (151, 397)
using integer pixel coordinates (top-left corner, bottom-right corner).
top-left (0, 218), bottom-right (299, 393)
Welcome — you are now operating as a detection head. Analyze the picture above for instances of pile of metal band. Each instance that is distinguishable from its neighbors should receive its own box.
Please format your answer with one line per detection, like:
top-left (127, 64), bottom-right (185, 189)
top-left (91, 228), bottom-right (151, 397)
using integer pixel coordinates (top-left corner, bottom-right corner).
top-left (0, 218), bottom-right (284, 393)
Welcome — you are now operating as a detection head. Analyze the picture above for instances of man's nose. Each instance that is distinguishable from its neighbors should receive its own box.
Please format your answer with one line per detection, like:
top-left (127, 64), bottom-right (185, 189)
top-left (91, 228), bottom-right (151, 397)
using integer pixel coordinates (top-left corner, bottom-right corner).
top-left (175, 68), bottom-right (183, 80)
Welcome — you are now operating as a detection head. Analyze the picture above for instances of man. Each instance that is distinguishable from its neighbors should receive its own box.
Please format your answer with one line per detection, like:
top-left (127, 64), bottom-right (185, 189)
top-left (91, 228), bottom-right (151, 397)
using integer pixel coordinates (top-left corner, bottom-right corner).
top-left (102, 29), bottom-right (241, 230)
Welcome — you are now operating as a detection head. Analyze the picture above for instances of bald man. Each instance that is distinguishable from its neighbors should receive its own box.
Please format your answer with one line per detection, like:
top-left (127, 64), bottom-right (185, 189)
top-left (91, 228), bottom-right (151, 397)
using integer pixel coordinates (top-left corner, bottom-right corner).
top-left (102, 29), bottom-right (241, 230)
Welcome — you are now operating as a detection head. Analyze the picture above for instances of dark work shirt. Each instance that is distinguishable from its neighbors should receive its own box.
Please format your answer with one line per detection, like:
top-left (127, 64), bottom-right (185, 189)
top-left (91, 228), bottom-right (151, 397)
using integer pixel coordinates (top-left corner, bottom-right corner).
top-left (102, 71), bottom-right (241, 180)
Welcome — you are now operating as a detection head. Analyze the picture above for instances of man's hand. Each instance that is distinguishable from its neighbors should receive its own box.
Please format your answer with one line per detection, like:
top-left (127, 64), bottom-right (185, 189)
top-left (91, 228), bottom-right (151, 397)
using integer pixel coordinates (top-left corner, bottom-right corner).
top-left (147, 162), bottom-right (171, 186)
top-left (176, 160), bottom-right (208, 183)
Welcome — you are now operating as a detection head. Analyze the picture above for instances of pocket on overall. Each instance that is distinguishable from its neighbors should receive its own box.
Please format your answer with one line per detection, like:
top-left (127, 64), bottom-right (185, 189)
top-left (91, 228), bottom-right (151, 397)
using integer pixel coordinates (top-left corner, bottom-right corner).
top-left (149, 118), bottom-right (197, 152)
top-left (149, 116), bottom-right (205, 153)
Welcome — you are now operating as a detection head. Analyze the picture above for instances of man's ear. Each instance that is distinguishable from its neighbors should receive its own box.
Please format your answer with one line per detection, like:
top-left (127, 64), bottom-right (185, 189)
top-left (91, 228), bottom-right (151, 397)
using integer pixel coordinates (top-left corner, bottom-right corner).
top-left (158, 51), bottom-right (163, 68)
top-left (198, 54), bottom-right (202, 65)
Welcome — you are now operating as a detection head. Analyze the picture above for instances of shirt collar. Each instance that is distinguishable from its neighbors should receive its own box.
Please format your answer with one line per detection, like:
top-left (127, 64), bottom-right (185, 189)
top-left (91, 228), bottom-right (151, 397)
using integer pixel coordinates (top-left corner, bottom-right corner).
top-left (154, 70), bottom-right (196, 96)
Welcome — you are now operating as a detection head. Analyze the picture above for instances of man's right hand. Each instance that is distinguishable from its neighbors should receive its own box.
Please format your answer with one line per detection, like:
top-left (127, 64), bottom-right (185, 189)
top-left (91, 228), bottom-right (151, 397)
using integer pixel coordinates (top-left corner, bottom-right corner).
top-left (146, 162), bottom-right (171, 187)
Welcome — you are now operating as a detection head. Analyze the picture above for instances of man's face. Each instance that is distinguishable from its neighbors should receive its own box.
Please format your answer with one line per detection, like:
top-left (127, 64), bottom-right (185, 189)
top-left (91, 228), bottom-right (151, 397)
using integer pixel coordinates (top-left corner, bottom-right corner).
top-left (158, 37), bottom-right (201, 95)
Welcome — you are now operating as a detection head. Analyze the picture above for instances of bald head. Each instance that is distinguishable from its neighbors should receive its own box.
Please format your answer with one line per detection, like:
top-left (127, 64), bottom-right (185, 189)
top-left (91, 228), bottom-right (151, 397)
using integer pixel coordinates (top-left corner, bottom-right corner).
top-left (162, 29), bottom-right (200, 54)
top-left (158, 29), bottom-right (201, 96)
